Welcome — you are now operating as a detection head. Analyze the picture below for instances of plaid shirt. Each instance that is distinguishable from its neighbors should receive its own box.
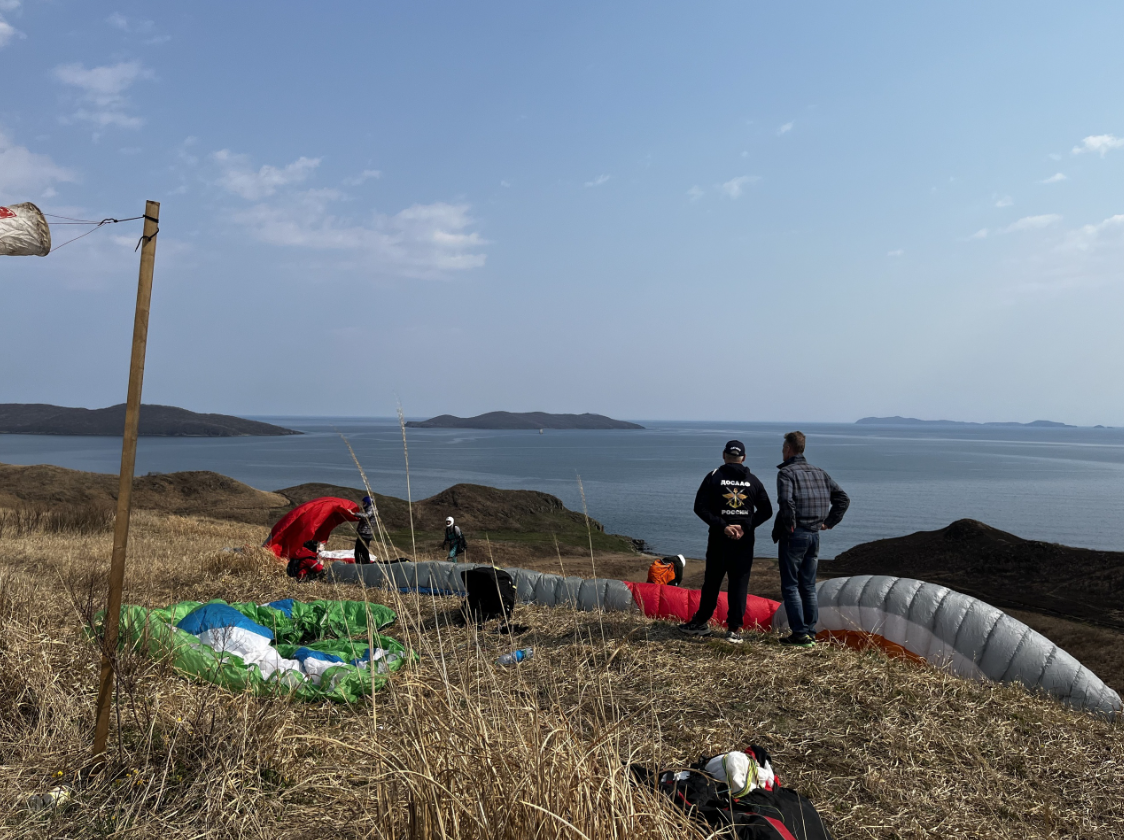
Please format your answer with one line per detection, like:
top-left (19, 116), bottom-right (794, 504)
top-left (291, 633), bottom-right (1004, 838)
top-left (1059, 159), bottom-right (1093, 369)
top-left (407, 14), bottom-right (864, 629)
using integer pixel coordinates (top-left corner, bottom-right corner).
top-left (774, 455), bottom-right (849, 537)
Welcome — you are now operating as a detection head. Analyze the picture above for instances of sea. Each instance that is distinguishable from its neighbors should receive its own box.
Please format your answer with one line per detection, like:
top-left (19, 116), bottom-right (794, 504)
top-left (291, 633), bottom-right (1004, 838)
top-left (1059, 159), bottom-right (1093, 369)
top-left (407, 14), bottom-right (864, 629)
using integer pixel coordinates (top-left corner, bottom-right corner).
top-left (3, 418), bottom-right (1124, 559)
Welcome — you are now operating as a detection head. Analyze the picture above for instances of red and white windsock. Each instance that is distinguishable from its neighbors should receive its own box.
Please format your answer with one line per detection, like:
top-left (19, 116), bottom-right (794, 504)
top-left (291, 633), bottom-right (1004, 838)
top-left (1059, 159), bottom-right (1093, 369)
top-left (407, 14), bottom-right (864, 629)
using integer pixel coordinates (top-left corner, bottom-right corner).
top-left (0, 202), bottom-right (52, 256)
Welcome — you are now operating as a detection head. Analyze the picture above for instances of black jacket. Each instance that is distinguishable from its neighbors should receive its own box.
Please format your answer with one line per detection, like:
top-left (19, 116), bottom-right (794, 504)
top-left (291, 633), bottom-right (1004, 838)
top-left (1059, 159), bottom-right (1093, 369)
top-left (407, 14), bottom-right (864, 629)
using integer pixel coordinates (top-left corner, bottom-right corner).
top-left (694, 463), bottom-right (773, 536)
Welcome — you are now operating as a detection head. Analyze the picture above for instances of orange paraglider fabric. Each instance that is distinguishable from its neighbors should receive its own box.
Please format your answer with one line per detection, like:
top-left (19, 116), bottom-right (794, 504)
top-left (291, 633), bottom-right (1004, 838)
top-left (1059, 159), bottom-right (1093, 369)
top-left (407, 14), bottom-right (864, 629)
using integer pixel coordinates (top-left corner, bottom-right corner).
top-left (815, 630), bottom-right (927, 665)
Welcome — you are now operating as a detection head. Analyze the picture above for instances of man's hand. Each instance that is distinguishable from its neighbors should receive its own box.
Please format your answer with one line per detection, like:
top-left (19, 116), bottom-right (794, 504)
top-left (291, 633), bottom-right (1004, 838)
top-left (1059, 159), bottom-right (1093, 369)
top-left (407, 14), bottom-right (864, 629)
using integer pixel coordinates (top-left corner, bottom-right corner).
top-left (724, 524), bottom-right (744, 540)
top-left (820, 523), bottom-right (830, 531)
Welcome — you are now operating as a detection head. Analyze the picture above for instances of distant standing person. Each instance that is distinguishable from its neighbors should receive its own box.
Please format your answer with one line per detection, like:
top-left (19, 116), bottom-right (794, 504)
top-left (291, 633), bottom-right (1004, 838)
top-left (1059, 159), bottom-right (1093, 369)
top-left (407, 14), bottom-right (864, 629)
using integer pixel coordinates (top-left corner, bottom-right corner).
top-left (354, 495), bottom-right (376, 565)
top-left (772, 431), bottom-right (850, 647)
top-left (680, 440), bottom-right (773, 643)
top-left (443, 516), bottom-right (467, 562)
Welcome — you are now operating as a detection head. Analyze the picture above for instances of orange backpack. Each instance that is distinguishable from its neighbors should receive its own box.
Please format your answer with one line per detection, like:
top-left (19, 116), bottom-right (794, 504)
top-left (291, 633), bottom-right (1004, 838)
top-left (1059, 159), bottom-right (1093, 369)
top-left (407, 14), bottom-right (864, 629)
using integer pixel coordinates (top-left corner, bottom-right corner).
top-left (647, 560), bottom-right (677, 586)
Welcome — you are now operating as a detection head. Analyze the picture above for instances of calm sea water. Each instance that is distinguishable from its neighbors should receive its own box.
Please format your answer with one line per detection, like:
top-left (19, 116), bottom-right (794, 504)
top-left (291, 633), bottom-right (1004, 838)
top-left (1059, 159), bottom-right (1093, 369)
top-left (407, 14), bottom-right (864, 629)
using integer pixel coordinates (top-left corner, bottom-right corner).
top-left (3, 419), bottom-right (1124, 558)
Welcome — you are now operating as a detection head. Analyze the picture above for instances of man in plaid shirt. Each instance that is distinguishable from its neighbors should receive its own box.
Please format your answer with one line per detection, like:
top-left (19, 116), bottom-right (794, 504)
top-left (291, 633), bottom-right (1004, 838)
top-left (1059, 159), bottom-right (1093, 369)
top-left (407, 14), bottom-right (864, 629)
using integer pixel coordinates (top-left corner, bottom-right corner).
top-left (771, 431), bottom-right (850, 647)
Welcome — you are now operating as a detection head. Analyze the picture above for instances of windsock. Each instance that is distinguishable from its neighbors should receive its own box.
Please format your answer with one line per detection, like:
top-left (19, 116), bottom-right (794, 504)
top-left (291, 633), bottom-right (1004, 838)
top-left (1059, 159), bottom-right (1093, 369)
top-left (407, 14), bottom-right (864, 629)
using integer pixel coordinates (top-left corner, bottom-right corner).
top-left (0, 203), bottom-right (52, 257)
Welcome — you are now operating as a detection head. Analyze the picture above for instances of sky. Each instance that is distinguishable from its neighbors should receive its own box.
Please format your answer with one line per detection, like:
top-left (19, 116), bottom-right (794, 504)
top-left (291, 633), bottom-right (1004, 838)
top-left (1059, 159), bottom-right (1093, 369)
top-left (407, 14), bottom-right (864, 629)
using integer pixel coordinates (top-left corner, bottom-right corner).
top-left (2, 2), bottom-right (1124, 425)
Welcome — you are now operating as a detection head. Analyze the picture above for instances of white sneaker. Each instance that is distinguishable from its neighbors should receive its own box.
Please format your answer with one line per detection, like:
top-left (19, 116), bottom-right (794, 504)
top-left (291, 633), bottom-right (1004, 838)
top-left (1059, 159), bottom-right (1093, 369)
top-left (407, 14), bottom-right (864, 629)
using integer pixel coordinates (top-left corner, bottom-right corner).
top-left (723, 631), bottom-right (744, 644)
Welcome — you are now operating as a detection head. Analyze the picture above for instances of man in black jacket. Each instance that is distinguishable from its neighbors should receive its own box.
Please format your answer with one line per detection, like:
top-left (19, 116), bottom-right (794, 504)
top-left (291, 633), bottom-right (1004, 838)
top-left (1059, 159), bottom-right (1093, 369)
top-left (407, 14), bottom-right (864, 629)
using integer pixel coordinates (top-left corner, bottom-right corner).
top-left (680, 440), bottom-right (773, 643)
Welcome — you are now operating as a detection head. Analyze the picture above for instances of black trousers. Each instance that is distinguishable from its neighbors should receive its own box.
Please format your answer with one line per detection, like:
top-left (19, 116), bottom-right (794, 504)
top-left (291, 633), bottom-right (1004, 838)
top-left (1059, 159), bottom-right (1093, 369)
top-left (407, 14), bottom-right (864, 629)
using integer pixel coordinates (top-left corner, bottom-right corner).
top-left (690, 534), bottom-right (754, 631)
top-left (354, 535), bottom-right (372, 565)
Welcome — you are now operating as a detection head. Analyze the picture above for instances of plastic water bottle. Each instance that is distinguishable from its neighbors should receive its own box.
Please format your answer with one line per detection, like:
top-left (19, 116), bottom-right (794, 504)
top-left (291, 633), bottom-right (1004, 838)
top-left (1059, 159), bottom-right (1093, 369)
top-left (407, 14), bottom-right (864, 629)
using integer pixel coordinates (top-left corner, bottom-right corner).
top-left (495, 647), bottom-right (533, 666)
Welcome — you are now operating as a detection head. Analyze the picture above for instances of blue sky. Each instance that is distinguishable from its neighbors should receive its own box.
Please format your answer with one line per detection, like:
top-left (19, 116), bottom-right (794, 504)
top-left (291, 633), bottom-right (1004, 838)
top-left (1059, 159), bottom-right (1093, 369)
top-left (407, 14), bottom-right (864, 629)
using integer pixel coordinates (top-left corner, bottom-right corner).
top-left (2, 2), bottom-right (1123, 424)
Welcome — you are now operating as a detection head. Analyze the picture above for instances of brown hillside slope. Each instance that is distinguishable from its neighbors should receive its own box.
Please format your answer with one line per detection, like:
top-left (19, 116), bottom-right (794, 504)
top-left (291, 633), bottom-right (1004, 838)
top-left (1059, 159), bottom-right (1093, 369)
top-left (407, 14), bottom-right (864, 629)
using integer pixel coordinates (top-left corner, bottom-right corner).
top-left (277, 481), bottom-right (606, 534)
top-left (828, 519), bottom-right (1124, 629)
top-left (0, 465), bottom-right (637, 554)
top-left (0, 463), bottom-right (289, 524)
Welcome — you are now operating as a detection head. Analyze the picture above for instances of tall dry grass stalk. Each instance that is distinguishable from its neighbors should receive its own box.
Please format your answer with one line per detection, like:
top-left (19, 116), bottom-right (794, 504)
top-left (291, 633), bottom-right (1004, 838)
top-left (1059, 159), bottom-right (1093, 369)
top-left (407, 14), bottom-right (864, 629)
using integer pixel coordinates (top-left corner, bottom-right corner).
top-left (397, 404), bottom-right (418, 563)
top-left (0, 511), bottom-right (1122, 838)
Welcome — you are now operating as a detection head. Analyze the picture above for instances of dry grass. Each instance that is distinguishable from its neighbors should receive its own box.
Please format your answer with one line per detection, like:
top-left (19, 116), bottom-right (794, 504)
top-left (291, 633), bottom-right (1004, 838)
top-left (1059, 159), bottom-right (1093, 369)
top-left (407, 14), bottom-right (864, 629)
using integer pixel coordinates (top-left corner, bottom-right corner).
top-left (0, 510), bottom-right (1121, 839)
top-left (0, 502), bottom-right (114, 540)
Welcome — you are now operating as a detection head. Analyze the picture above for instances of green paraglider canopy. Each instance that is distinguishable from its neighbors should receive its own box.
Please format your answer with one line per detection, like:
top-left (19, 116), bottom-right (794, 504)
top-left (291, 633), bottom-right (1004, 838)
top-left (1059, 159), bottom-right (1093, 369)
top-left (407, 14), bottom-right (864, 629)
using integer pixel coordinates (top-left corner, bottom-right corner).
top-left (103, 598), bottom-right (412, 703)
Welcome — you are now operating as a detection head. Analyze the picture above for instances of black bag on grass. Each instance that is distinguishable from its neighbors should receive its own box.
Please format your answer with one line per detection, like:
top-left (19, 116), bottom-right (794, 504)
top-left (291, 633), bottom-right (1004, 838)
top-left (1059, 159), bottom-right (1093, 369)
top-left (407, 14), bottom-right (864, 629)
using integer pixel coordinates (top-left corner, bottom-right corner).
top-left (632, 754), bottom-right (833, 840)
top-left (459, 567), bottom-right (517, 626)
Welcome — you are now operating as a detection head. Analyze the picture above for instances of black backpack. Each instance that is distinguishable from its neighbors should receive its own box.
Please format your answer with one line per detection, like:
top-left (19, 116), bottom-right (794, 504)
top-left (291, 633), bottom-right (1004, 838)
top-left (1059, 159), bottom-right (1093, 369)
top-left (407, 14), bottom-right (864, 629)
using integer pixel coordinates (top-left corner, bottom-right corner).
top-left (459, 567), bottom-right (517, 626)
top-left (633, 751), bottom-right (834, 840)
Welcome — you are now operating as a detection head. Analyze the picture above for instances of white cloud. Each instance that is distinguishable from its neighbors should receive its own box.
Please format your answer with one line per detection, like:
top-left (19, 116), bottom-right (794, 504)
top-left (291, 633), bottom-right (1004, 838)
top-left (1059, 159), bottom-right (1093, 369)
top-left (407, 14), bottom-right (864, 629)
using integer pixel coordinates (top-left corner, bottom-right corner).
top-left (970, 228), bottom-right (989, 240)
top-left (211, 150), bottom-right (320, 200)
top-left (584, 174), bottom-right (610, 188)
top-left (235, 191), bottom-right (487, 278)
top-left (106, 12), bottom-right (164, 41)
top-left (0, 1), bottom-right (22, 11)
top-left (1060, 214), bottom-right (1124, 252)
top-left (0, 129), bottom-right (77, 199)
top-left (719, 175), bottom-right (759, 199)
top-left (1071, 134), bottom-right (1124, 156)
top-left (500, 180), bottom-right (511, 188)
top-left (1002, 214), bottom-right (1062, 233)
top-left (886, 249), bottom-right (903, 257)
top-left (53, 61), bottom-right (153, 129)
top-left (0, 14), bottom-right (22, 48)
top-left (1041, 172), bottom-right (1067, 184)
top-left (212, 147), bottom-right (487, 278)
top-left (995, 196), bottom-right (1013, 208)
top-left (686, 185), bottom-right (704, 202)
top-left (342, 169), bottom-right (381, 187)
top-left (1048, 153), bottom-right (1062, 161)
top-left (777, 121), bottom-right (794, 135)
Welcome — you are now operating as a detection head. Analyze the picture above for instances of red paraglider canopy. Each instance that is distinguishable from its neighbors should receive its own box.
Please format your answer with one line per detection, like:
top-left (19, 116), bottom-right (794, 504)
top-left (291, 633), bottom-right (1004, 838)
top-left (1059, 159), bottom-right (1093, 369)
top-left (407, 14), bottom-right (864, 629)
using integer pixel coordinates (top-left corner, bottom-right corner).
top-left (264, 497), bottom-right (361, 560)
top-left (626, 581), bottom-right (780, 630)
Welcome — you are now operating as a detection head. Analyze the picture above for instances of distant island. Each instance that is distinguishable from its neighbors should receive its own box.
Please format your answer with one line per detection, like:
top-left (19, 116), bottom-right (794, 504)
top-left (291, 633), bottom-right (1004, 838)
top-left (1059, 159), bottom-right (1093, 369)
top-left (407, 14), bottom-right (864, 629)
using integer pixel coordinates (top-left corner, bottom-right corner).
top-left (0, 403), bottom-right (301, 437)
top-left (856, 416), bottom-right (1074, 428)
top-left (406, 411), bottom-right (644, 430)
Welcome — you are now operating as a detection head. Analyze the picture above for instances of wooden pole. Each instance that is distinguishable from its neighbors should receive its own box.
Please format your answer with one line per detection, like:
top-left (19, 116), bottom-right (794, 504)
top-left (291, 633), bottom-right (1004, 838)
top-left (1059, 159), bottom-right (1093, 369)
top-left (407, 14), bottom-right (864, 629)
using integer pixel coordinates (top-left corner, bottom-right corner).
top-left (92, 200), bottom-right (159, 763)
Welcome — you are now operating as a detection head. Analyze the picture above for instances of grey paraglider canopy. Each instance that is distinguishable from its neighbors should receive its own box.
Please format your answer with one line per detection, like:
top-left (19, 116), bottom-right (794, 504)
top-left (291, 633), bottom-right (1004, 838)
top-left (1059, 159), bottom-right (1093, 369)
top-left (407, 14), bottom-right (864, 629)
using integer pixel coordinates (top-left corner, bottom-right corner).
top-left (0, 203), bottom-right (51, 256)
top-left (774, 575), bottom-right (1122, 718)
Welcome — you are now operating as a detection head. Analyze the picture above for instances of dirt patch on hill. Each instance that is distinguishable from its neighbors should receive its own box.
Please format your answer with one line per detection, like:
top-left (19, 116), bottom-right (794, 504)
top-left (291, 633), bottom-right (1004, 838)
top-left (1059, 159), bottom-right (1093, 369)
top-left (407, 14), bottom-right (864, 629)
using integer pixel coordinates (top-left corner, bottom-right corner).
top-left (828, 518), bottom-right (1124, 628)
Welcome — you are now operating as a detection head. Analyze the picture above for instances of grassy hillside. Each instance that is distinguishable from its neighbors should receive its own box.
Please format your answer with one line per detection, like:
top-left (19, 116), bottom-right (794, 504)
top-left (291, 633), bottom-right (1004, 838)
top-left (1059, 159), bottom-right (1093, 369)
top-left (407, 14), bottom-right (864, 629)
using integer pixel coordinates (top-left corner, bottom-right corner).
top-left (0, 510), bottom-right (1120, 838)
top-left (0, 465), bottom-right (639, 554)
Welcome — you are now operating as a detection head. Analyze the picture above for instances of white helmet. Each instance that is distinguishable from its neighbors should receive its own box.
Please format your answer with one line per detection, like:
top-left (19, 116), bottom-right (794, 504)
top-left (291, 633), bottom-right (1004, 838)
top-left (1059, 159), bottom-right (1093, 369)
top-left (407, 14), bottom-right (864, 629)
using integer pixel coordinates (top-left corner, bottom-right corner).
top-left (445, 517), bottom-right (455, 526)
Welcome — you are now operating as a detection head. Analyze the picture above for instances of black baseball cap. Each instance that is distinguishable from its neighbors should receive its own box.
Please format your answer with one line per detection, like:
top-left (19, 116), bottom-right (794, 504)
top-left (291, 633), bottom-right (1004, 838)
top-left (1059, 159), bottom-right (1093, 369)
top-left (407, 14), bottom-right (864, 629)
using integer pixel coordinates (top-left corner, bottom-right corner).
top-left (724, 440), bottom-right (745, 456)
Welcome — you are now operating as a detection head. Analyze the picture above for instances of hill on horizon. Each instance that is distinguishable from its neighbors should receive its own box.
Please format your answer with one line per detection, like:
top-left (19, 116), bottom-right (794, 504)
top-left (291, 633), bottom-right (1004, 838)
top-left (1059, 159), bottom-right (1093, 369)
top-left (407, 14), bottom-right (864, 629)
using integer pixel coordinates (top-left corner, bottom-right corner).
top-left (0, 403), bottom-right (300, 437)
top-left (405, 411), bottom-right (643, 430)
top-left (856, 415), bottom-right (1074, 428)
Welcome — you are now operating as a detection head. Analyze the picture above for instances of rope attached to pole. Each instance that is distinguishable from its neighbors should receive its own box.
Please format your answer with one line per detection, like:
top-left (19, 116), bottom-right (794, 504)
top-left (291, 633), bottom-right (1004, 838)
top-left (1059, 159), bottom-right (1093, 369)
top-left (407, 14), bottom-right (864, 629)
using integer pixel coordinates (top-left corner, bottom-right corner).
top-left (40, 213), bottom-right (156, 253)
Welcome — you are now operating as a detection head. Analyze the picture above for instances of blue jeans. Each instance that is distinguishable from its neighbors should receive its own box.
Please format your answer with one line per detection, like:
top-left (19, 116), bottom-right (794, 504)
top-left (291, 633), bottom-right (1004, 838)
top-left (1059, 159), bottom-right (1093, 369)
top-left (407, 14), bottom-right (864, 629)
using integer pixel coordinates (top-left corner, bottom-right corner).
top-left (778, 528), bottom-right (820, 637)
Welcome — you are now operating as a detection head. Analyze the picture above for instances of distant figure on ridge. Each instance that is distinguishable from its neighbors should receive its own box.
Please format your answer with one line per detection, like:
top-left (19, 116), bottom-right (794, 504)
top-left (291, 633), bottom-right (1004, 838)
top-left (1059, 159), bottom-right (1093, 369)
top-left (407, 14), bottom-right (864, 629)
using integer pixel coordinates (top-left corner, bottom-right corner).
top-left (354, 495), bottom-right (376, 565)
top-left (679, 440), bottom-right (773, 643)
top-left (443, 516), bottom-right (467, 562)
top-left (771, 431), bottom-right (850, 648)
